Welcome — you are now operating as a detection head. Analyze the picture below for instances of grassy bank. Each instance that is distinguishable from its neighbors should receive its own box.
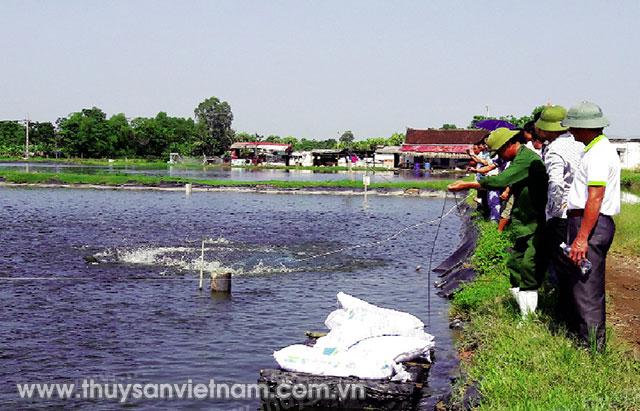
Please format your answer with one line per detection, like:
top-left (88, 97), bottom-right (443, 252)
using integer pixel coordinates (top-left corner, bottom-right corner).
top-left (621, 168), bottom-right (640, 190)
top-left (235, 164), bottom-right (395, 172)
top-left (450, 220), bottom-right (640, 410)
top-left (0, 170), bottom-right (455, 191)
top-left (612, 201), bottom-right (640, 257)
top-left (0, 156), bottom-right (173, 168)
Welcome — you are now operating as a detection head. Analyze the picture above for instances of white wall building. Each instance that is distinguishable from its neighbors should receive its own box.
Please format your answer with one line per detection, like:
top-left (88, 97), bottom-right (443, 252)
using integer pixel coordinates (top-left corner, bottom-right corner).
top-left (610, 137), bottom-right (640, 169)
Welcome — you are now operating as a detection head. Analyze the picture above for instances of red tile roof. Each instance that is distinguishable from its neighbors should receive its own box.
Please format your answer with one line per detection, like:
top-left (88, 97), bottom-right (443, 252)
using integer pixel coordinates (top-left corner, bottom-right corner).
top-left (405, 128), bottom-right (487, 145)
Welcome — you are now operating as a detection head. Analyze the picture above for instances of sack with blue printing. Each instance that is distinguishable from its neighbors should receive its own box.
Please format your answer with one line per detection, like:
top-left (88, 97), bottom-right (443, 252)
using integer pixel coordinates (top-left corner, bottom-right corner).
top-left (273, 292), bottom-right (435, 380)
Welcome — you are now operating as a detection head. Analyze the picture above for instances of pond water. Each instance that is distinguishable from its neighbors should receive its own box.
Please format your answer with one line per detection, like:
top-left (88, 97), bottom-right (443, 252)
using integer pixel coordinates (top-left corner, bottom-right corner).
top-left (0, 187), bottom-right (463, 410)
top-left (0, 162), bottom-right (461, 183)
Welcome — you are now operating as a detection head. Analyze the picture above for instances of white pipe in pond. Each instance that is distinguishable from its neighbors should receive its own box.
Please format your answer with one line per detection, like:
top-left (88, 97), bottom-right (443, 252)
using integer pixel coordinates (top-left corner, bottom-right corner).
top-left (199, 239), bottom-right (205, 290)
top-left (185, 183), bottom-right (192, 195)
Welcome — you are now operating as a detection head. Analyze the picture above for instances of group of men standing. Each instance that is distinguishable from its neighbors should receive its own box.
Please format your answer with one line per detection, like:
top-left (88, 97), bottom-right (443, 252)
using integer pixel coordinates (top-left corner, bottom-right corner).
top-left (448, 101), bottom-right (621, 351)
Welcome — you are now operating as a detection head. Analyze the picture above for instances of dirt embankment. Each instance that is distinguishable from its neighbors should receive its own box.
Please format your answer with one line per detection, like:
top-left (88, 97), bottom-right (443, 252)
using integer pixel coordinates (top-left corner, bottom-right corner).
top-left (607, 252), bottom-right (640, 357)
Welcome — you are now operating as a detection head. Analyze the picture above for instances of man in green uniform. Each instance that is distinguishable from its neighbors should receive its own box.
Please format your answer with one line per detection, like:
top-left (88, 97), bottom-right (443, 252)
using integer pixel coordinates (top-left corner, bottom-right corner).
top-left (448, 127), bottom-right (548, 316)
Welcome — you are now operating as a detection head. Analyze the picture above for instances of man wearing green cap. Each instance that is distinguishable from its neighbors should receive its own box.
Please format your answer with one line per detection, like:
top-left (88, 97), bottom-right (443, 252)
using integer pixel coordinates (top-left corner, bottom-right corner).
top-left (448, 127), bottom-right (548, 316)
top-left (562, 102), bottom-right (620, 351)
top-left (535, 105), bottom-right (584, 322)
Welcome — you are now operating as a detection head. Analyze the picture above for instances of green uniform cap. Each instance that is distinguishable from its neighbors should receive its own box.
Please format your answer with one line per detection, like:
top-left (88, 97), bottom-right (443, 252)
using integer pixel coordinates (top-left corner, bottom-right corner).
top-left (486, 127), bottom-right (520, 154)
top-left (535, 105), bottom-right (569, 132)
top-left (561, 101), bottom-right (609, 129)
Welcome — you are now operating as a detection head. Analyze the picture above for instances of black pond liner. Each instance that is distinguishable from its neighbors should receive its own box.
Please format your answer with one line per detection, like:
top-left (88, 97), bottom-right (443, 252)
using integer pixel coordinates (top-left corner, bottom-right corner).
top-left (431, 209), bottom-right (478, 300)
top-left (258, 206), bottom-right (479, 411)
top-left (416, 207), bottom-right (479, 411)
top-left (259, 357), bottom-right (431, 411)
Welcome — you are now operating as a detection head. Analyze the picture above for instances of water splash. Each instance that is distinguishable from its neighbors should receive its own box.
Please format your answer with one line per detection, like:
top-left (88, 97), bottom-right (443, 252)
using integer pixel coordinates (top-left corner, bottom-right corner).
top-left (93, 238), bottom-right (380, 277)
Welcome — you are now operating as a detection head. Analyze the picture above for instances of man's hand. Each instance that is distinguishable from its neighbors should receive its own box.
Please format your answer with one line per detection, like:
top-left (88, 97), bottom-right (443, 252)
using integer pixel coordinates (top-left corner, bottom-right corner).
top-left (500, 187), bottom-right (511, 201)
top-left (569, 186), bottom-right (605, 265)
top-left (569, 236), bottom-right (588, 264)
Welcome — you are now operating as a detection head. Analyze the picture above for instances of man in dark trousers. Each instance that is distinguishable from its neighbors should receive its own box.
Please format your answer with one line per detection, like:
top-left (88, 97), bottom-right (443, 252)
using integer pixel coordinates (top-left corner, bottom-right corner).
top-left (448, 128), bottom-right (548, 317)
top-left (535, 105), bottom-right (584, 323)
top-left (563, 101), bottom-right (620, 351)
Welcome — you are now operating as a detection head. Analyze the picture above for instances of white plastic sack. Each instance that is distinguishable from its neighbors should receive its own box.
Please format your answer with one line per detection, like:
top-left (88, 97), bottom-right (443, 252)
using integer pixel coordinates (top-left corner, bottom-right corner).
top-left (324, 292), bottom-right (425, 333)
top-left (273, 292), bottom-right (435, 380)
top-left (273, 343), bottom-right (395, 379)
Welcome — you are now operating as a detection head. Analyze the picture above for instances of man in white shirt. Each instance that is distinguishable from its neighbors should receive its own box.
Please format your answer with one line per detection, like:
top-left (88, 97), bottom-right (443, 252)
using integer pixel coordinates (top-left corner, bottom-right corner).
top-left (535, 105), bottom-right (584, 323)
top-left (563, 101), bottom-right (620, 352)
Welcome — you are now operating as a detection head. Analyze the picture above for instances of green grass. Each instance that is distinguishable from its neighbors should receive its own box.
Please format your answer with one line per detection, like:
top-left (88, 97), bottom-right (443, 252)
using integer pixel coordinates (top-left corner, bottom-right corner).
top-left (612, 201), bottom-right (640, 257)
top-left (0, 170), bottom-right (455, 191)
top-left (0, 156), bottom-right (169, 168)
top-left (450, 220), bottom-right (640, 410)
top-left (450, 221), bottom-right (513, 316)
top-left (621, 168), bottom-right (640, 190)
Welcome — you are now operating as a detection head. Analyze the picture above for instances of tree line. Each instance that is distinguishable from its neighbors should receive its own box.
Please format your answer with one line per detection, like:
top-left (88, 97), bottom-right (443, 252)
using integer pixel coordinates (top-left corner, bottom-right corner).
top-left (0, 96), bottom-right (404, 158)
top-left (0, 96), bottom-right (544, 159)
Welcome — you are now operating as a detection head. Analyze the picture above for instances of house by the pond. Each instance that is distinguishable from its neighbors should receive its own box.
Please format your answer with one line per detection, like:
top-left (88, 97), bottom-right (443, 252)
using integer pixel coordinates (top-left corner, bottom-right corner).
top-left (309, 149), bottom-right (349, 167)
top-left (230, 142), bottom-right (292, 166)
top-left (374, 146), bottom-right (402, 169)
top-left (400, 128), bottom-right (487, 169)
top-left (610, 136), bottom-right (640, 169)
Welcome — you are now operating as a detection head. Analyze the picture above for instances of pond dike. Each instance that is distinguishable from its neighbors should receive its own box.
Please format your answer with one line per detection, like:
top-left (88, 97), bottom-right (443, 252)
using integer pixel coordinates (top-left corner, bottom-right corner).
top-left (417, 204), bottom-right (479, 411)
top-left (0, 181), bottom-right (447, 198)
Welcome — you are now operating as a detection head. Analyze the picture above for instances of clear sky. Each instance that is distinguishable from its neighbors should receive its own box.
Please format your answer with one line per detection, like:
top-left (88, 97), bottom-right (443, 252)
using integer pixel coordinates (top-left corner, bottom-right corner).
top-left (1, 0), bottom-right (639, 139)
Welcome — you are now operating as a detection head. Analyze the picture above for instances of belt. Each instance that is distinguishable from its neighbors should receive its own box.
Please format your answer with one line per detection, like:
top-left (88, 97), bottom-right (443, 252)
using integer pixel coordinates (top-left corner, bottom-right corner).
top-left (567, 209), bottom-right (584, 217)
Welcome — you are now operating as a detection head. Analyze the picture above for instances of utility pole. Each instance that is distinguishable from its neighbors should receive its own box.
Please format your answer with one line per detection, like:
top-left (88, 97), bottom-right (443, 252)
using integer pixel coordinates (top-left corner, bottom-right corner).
top-left (24, 115), bottom-right (30, 159)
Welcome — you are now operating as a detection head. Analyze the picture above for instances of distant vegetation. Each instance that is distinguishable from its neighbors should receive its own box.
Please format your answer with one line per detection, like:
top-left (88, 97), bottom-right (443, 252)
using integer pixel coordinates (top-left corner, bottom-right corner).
top-left (1, 99), bottom-right (549, 159)
top-left (468, 105), bottom-right (545, 129)
top-left (0, 97), bottom-right (405, 160)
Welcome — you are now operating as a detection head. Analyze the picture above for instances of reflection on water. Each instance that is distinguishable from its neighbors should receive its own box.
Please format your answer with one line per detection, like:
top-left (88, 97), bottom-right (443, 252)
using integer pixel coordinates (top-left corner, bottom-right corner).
top-left (0, 187), bottom-right (463, 409)
top-left (0, 162), bottom-right (462, 183)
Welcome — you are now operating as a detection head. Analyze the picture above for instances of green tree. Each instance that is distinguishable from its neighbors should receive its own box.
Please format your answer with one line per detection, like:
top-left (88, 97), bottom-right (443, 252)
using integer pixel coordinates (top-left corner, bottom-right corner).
top-left (0, 121), bottom-right (25, 156)
top-left (194, 96), bottom-right (234, 155)
top-left (107, 113), bottom-right (134, 157)
top-left (29, 122), bottom-right (55, 147)
top-left (339, 130), bottom-right (354, 148)
top-left (234, 131), bottom-right (253, 142)
top-left (442, 123), bottom-right (458, 129)
top-left (57, 107), bottom-right (115, 157)
top-left (131, 116), bottom-right (164, 158)
top-left (265, 135), bottom-right (282, 143)
top-left (0, 121), bottom-right (25, 146)
top-left (469, 106), bottom-right (546, 129)
top-left (387, 132), bottom-right (405, 146)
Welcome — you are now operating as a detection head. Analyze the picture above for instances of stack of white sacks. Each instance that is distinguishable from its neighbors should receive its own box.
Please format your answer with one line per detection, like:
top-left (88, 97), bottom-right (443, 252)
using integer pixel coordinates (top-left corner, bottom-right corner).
top-left (273, 292), bottom-right (435, 381)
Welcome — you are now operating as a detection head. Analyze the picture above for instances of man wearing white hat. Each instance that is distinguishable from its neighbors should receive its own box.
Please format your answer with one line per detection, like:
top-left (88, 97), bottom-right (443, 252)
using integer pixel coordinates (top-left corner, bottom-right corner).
top-left (563, 101), bottom-right (620, 351)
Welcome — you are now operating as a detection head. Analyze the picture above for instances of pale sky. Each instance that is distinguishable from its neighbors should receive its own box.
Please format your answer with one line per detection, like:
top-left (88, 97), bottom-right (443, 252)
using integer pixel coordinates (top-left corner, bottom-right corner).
top-left (1, 0), bottom-right (639, 139)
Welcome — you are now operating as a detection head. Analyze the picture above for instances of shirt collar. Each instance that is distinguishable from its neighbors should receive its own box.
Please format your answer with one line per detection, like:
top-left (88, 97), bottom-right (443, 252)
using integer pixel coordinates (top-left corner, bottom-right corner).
top-left (583, 134), bottom-right (606, 153)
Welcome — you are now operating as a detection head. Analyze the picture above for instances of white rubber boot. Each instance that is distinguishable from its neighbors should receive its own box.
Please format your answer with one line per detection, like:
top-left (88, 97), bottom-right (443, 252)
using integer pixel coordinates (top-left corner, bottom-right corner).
top-left (519, 290), bottom-right (538, 318)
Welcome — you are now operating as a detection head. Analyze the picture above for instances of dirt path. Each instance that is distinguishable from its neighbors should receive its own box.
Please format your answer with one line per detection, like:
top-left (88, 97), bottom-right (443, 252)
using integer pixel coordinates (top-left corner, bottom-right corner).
top-left (606, 251), bottom-right (640, 357)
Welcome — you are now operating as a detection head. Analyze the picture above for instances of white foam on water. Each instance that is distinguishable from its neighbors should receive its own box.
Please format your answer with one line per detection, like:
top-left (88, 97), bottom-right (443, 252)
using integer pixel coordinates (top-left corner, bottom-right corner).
top-left (95, 246), bottom-right (238, 275)
top-left (245, 260), bottom-right (296, 275)
top-left (204, 236), bottom-right (231, 244)
top-left (93, 242), bottom-right (307, 277)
